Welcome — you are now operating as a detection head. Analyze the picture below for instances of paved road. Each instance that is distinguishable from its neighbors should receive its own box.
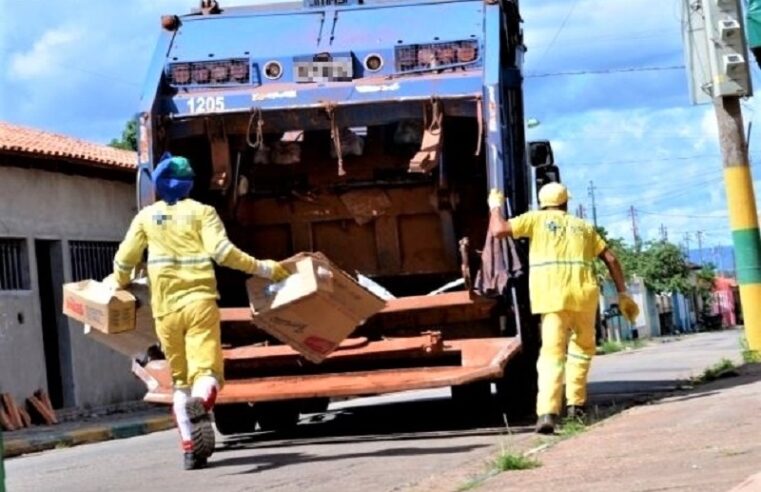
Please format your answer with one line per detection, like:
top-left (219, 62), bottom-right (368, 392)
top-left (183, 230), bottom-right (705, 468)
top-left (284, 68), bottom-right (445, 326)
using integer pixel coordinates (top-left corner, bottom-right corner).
top-left (5, 330), bottom-right (743, 492)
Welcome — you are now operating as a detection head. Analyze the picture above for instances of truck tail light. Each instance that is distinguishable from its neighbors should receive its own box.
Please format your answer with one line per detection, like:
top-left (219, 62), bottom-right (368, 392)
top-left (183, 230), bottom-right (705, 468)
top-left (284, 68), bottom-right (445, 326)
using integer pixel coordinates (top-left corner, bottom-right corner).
top-left (209, 62), bottom-right (230, 83)
top-left (396, 40), bottom-right (480, 73)
top-left (166, 58), bottom-right (250, 86)
top-left (170, 63), bottom-right (191, 85)
top-left (192, 65), bottom-right (210, 84)
top-left (230, 61), bottom-right (249, 82)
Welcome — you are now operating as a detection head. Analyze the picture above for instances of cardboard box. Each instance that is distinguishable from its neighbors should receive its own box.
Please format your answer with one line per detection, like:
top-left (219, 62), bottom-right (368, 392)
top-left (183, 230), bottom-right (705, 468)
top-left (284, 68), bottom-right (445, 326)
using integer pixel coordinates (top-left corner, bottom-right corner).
top-left (247, 252), bottom-right (385, 363)
top-left (81, 281), bottom-right (159, 358)
top-left (62, 280), bottom-right (137, 334)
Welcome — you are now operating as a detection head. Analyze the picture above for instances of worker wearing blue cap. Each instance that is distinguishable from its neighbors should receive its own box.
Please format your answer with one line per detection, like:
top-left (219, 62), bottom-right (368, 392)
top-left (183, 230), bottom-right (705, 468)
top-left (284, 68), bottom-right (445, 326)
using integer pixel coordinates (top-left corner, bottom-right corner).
top-left (108, 154), bottom-right (289, 469)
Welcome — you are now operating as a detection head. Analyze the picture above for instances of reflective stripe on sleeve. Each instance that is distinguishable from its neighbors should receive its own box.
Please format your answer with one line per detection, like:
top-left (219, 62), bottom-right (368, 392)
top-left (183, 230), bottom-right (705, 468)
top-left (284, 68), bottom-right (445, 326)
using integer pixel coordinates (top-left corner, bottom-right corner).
top-left (529, 260), bottom-right (595, 268)
top-left (147, 256), bottom-right (212, 266)
top-left (213, 240), bottom-right (233, 263)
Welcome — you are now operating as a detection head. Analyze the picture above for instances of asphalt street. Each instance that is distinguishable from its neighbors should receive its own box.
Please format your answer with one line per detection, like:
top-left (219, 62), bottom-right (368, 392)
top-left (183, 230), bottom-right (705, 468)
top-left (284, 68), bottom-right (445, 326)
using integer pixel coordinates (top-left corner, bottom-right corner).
top-left (5, 330), bottom-right (743, 492)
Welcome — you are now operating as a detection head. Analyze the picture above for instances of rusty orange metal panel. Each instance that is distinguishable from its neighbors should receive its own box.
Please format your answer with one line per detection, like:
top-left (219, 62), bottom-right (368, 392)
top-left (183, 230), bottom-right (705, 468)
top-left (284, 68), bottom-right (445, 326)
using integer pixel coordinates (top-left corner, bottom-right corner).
top-left (219, 291), bottom-right (496, 323)
top-left (138, 337), bottom-right (520, 405)
top-left (224, 334), bottom-right (443, 361)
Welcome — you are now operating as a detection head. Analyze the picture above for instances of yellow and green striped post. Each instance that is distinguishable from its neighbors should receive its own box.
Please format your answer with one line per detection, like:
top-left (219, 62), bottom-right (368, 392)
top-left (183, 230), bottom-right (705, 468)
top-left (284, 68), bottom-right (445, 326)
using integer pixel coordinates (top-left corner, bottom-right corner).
top-left (1, 429), bottom-right (5, 492)
top-left (715, 97), bottom-right (761, 353)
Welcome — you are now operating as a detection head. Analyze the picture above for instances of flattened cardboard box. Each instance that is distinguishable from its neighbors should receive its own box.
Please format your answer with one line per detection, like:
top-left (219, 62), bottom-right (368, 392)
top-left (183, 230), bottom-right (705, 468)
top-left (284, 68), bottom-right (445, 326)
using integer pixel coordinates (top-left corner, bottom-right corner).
top-left (247, 252), bottom-right (385, 364)
top-left (63, 280), bottom-right (136, 334)
top-left (82, 281), bottom-right (159, 357)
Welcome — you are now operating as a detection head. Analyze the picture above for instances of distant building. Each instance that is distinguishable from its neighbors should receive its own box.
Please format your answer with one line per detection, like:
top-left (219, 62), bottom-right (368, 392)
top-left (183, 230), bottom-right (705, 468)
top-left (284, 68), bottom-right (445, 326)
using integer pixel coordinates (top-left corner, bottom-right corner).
top-left (0, 121), bottom-right (143, 409)
top-left (712, 277), bottom-right (741, 328)
top-left (688, 246), bottom-right (736, 277)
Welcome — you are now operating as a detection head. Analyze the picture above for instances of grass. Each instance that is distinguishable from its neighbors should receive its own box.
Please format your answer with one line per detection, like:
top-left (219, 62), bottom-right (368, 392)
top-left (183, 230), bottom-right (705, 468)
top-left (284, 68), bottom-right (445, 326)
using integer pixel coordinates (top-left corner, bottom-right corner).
top-left (598, 340), bottom-right (623, 355)
top-left (456, 477), bottom-right (487, 492)
top-left (597, 339), bottom-right (646, 355)
top-left (692, 358), bottom-right (738, 384)
top-left (740, 335), bottom-right (761, 364)
top-left (454, 448), bottom-right (541, 492)
top-left (491, 450), bottom-right (541, 472)
top-left (557, 417), bottom-right (586, 437)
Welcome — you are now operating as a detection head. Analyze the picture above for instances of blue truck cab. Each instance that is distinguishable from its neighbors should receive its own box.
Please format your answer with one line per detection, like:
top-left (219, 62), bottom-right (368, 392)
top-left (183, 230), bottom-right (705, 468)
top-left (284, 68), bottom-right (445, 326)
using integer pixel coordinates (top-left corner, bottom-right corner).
top-left (132, 0), bottom-right (549, 432)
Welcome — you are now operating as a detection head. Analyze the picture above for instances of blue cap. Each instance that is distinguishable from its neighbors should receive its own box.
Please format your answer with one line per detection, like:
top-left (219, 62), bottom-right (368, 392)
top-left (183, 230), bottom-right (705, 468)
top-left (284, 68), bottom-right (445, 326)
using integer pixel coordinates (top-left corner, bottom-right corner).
top-left (152, 153), bottom-right (194, 205)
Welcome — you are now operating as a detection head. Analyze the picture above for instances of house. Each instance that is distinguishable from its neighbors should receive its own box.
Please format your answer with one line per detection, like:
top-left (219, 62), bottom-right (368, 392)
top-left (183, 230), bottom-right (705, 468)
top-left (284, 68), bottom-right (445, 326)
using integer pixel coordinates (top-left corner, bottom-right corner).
top-left (712, 276), bottom-right (741, 328)
top-left (600, 277), bottom-right (662, 340)
top-left (0, 121), bottom-right (144, 409)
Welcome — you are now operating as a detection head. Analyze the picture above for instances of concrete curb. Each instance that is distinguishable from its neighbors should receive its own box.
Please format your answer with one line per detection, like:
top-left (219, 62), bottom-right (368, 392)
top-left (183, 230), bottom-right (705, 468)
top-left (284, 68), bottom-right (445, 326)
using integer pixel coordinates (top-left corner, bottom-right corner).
top-left (3, 415), bottom-right (175, 458)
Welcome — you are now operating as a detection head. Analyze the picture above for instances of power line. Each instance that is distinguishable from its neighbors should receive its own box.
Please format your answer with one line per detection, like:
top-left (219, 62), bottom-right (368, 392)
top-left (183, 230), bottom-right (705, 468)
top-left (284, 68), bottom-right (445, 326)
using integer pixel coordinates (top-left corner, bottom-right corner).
top-left (595, 169), bottom-right (722, 191)
top-left (565, 153), bottom-right (719, 167)
top-left (532, 0), bottom-right (582, 71)
top-left (529, 27), bottom-right (677, 49)
top-left (526, 65), bottom-right (686, 79)
top-left (641, 177), bottom-right (725, 206)
top-left (637, 210), bottom-right (728, 219)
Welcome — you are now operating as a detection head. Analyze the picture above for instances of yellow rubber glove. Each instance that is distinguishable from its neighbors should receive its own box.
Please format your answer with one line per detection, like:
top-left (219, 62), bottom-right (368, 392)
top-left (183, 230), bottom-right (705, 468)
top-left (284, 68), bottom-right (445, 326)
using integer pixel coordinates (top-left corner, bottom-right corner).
top-left (488, 188), bottom-right (505, 210)
top-left (256, 260), bottom-right (291, 282)
top-left (618, 293), bottom-right (640, 323)
top-left (101, 273), bottom-right (122, 291)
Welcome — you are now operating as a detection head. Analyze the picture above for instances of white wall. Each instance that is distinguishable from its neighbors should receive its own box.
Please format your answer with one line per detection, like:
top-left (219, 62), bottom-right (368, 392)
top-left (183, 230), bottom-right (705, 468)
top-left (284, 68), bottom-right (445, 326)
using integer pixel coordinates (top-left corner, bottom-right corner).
top-left (0, 166), bottom-right (146, 408)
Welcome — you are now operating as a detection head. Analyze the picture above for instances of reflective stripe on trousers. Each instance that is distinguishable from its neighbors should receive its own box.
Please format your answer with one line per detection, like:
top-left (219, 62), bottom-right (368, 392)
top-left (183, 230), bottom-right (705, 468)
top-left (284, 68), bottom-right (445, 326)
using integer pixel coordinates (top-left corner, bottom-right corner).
top-left (536, 309), bottom-right (597, 416)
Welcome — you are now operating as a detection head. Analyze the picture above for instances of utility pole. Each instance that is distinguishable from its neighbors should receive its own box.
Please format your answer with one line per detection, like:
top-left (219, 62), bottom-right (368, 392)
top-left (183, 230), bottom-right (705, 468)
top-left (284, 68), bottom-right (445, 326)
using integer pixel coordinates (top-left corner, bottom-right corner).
top-left (684, 232), bottom-right (692, 258)
top-left (714, 96), bottom-right (761, 349)
top-left (683, 0), bottom-right (761, 352)
top-left (660, 224), bottom-right (669, 242)
top-left (696, 230), bottom-right (704, 264)
top-left (576, 204), bottom-right (586, 219)
top-left (629, 206), bottom-right (640, 248)
top-left (588, 180), bottom-right (598, 229)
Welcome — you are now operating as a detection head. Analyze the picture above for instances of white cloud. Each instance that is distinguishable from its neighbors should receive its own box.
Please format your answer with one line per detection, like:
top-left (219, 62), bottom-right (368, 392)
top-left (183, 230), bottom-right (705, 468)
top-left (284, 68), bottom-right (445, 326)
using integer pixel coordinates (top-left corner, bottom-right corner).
top-left (9, 26), bottom-right (84, 80)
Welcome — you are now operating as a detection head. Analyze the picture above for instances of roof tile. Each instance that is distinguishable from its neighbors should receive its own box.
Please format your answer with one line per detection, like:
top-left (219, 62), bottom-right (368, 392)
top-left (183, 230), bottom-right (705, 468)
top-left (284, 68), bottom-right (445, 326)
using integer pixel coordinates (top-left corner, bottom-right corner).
top-left (0, 121), bottom-right (137, 170)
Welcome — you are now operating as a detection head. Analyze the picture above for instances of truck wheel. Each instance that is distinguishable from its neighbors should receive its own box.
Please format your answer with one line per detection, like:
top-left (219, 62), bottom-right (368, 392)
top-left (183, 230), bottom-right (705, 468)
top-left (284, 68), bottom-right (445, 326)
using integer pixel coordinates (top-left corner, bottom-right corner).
top-left (255, 401), bottom-right (301, 431)
top-left (451, 381), bottom-right (496, 422)
top-left (214, 403), bottom-right (257, 436)
top-left (299, 397), bottom-right (330, 414)
top-left (496, 354), bottom-right (538, 422)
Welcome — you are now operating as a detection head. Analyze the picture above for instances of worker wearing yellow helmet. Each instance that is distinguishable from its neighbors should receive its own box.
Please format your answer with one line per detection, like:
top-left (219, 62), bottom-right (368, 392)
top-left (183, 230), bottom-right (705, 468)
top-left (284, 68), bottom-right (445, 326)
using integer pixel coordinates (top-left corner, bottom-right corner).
top-left (106, 154), bottom-right (289, 470)
top-left (488, 182), bottom-right (639, 434)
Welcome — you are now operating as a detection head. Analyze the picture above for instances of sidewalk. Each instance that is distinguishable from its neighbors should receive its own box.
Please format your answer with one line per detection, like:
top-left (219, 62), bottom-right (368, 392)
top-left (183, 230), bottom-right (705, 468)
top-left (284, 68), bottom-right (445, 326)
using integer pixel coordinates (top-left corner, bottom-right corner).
top-left (2, 406), bottom-right (173, 458)
top-left (476, 363), bottom-right (761, 492)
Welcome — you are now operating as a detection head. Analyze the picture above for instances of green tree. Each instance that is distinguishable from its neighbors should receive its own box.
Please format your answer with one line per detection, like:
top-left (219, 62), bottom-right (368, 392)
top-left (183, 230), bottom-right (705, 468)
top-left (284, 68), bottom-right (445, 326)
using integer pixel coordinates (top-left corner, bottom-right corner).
top-left (109, 119), bottom-right (138, 151)
top-left (594, 227), bottom-right (639, 283)
top-left (636, 240), bottom-right (691, 293)
top-left (594, 230), bottom-right (692, 294)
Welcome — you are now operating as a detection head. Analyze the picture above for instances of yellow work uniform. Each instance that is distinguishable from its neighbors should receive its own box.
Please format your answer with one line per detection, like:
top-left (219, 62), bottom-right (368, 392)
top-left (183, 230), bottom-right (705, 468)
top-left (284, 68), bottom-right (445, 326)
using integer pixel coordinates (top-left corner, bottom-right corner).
top-left (112, 198), bottom-right (267, 388)
top-left (509, 210), bottom-right (607, 415)
top-left (154, 299), bottom-right (223, 390)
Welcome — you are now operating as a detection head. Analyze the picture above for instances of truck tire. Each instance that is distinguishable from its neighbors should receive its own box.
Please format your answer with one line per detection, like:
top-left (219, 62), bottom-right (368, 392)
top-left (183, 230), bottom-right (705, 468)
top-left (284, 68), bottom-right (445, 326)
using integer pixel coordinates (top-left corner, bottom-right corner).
top-left (299, 397), bottom-right (330, 414)
top-left (214, 403), bottom-right (257, 436)
top-left (451, 381), bottom-right (495, 422)
top-left (496, 353), bottom-right (538, 422)
top-left (255, 401), bottom-right (301, 432)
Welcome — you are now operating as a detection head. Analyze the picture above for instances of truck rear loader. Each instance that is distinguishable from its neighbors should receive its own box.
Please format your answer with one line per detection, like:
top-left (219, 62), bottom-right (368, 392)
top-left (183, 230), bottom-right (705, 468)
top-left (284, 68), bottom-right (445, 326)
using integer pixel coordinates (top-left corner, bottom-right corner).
top-left (116, 0), bottom-right (559, 434)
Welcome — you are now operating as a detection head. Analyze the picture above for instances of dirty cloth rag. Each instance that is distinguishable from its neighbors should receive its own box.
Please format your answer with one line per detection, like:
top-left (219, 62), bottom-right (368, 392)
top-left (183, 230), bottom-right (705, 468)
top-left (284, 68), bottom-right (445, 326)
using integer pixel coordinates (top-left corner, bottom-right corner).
top-left (474, 231), bottom-right (523, 297)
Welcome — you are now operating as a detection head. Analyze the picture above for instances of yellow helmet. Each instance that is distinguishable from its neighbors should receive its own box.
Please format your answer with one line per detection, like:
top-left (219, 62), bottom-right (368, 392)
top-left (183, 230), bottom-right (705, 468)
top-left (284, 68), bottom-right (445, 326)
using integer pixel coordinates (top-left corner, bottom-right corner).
top-left (538, 182), bottom-right (570, 208)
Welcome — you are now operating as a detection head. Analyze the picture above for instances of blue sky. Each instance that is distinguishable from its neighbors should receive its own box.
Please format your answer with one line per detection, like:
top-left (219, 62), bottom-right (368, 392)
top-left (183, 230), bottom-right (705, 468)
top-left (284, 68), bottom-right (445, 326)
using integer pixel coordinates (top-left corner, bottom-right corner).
top-left (1, 0), bottom-right (759, 251)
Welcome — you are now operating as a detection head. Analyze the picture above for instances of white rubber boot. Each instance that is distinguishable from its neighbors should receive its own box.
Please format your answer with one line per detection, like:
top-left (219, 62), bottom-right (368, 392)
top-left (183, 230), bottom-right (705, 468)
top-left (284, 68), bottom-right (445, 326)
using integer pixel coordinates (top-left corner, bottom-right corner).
top-left (186, 376), bottom-right (219, 459)
top-left (172, 388), bottom-right (194, 452)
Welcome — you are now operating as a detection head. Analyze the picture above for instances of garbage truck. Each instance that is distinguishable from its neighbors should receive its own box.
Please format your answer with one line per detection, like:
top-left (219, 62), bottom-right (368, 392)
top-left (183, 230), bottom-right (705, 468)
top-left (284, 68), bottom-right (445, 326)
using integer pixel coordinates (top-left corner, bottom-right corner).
top-left (123, 0), bottom-right (559, 434)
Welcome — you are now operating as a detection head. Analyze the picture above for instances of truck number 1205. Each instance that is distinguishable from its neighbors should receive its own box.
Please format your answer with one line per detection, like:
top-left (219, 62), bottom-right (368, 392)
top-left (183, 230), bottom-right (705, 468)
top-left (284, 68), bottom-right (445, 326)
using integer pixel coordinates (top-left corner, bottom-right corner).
top-left (186, 96), bottom-right (225, 114)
